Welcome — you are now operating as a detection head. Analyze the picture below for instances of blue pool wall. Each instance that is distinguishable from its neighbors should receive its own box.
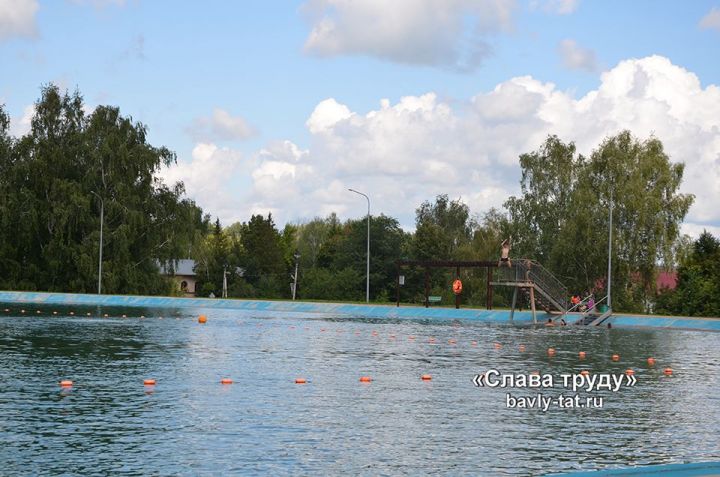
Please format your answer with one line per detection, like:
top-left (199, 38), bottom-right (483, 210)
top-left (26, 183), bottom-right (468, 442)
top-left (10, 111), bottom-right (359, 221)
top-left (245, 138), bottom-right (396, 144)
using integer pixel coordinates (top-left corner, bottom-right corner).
top-left (1, 290), bottom-right (719, 331)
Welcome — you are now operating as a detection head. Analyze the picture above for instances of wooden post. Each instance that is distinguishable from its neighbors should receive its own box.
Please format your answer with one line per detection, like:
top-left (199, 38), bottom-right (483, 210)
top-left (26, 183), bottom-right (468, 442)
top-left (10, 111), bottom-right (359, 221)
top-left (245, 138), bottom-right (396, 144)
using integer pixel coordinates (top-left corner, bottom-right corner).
top-left (455, 266), bottom-right (460, 309)
top-left (424, 268), bottom-right (429, 308)
top-left (510, 286), bottom-right (518, 322)
top-left (529, 285), bottom-right (537, 324)
top-left (486, 267), bottom-right (493, 310)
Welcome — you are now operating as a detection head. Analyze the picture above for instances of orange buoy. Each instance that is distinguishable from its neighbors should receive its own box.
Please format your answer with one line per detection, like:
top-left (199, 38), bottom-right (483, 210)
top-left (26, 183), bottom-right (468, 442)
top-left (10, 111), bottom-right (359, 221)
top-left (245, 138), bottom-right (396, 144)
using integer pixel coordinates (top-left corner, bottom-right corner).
top-left (421, 374), bottom-right (432, 381)
top-left (647, 357), bottom-right (656, 366)
top-left (143, 379), bottom-right (156, 386)
top-left (494, 342), bottom-right (502, 349)
top-left (452, 279), bottom-right (463, 295)
top-left (448, 339), bottom-right (456, 344)
top-left (471, 341), bottom-right (478, 346)
top-left (580, 370), bottom-right (589, 376)
top-left (220, 378), bottom-right (233, 385)
top-left (359, 376), bottom-right (372, 382)
top-left (611, 354), bottom-right (620, 361)
top-left (371, 330), bottom-right (378, 336)
top-left (579, 351), bottom-right (586, 359)
top-left (625, 369), bottom-right (635, 376)
top-left (548, 348), bottom-right (556, 356)
top-left (389, 334), bottom-right (396, 339)
top-left (663, 368), bottom-right (673, 376)
top-left (519, 344), bottom-right (526, 352)
top-left (409, 335), bottom-right (416, 340)
top-left (428, 337), bottom-right (436, 343)
top-left (295, 378), bottom-right (307, 384)
top-left (198, 315), bottom-right (207, 324)
top-left (60, 380), bottom-right (73, 387)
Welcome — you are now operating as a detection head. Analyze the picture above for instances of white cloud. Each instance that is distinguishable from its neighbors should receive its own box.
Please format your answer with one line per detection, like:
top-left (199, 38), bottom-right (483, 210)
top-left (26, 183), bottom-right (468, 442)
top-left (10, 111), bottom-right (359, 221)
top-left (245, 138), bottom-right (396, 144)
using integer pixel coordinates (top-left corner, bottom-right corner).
top-left (558, 39), bottom-right (599, 72)
top-left (189, 108), bottom-right (256, 142)
top-left (306, 98), bottom-right (353, 134)
top-left (68, 0), bottom-right (128, 7)
top-left (163, 56), bottom-right (720, 235)
top-left (699, 7), bottom-right (720, 31)
top-left (302, 0), bottom-right (516, 71)
top-left (681, 223), bottom-right (720, 240)
top-left (0, 0), bottom-right (38, 41)
top-left (158, 143), bottom-right (248, 223)
top-left (162, 56), bottom-right (720, 232)
top-left (536, 0), bottom-right (579, 14)
top-left (9, 104), bottom-right (34, 137)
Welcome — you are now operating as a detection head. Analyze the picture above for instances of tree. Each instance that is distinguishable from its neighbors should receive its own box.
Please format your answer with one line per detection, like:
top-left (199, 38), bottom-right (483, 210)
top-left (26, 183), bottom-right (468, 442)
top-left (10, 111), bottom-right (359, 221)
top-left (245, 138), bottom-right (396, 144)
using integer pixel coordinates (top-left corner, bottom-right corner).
top-left (413, 194), bottom-right (474, 259)
top-left (656, 231), bottom-right (720, 317)
top-left (505, 135), bottom-right (581, 262)
top-left (0, 84), bottom-right (206, 294)
top-left (239, 214), bottom-right (288, 298)
top-left (506, 132), bottom-right (693, 312)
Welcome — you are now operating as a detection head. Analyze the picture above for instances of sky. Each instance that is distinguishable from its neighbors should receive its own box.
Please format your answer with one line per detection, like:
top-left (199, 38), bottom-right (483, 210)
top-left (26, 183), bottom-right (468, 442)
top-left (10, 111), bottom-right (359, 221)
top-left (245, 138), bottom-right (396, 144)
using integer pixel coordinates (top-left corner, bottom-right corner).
top-left (2, 0), bottom-right (720, 237)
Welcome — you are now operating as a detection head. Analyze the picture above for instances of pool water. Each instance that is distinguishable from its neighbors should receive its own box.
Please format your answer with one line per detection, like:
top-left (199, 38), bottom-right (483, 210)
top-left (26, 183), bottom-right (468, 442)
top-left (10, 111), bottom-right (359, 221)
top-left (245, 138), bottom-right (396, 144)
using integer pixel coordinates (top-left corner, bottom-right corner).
top-left (1, 305), bottom-right (719, 476)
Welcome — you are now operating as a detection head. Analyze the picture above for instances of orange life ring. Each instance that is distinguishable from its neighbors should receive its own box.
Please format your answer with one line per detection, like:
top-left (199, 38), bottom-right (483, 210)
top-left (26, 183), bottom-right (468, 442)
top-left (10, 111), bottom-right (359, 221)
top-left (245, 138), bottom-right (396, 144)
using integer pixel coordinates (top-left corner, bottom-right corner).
top-left (452, 279), bottom-right (463, 295)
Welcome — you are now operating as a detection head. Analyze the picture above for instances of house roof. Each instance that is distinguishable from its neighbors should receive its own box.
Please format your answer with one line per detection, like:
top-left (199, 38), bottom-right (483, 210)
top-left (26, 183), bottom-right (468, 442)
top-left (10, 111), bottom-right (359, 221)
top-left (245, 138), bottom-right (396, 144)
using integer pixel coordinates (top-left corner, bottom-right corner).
top-left (158, 259), bottom-right (196, 276)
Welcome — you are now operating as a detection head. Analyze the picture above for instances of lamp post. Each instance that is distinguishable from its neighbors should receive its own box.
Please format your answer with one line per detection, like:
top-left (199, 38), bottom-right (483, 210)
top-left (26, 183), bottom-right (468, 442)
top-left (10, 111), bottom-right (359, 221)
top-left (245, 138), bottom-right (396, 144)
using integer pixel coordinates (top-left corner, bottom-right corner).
top-left (607, 189), bottom-right (613, 310)
top-left (292, 251), bottom-right (300, 300)
top-left (90, 191), bottom-right (104, 295)
top-left (348, 188), bottom-right (370, 303)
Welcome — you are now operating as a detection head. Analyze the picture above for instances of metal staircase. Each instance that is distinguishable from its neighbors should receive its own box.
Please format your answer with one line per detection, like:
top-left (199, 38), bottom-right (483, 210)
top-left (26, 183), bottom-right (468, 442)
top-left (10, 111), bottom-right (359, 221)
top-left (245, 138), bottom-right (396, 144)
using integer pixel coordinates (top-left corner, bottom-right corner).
top-left (491, 259), bottom-right (612, 325)
top-left (492, 259), bottom-right (570, 313)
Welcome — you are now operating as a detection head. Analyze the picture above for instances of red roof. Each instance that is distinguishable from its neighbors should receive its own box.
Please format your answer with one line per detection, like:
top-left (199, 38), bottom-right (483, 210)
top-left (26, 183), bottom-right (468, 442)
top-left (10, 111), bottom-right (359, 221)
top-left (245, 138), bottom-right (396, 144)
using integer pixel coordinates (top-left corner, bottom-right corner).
top-left (656, 270), bottom-right (677, 290)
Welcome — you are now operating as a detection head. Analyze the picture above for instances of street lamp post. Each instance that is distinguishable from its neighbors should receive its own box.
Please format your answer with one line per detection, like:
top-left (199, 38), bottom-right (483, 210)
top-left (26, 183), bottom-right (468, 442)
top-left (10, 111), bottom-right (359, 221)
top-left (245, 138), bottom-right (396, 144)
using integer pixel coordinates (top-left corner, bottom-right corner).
top-left (607, 189), bottom-right (613, 310)
top-left (292, 251), bottom-right (300, 300)
top-left (91, 191), bottom-right (104, 295)
top-left (348, 188), bottom-right (370, 303)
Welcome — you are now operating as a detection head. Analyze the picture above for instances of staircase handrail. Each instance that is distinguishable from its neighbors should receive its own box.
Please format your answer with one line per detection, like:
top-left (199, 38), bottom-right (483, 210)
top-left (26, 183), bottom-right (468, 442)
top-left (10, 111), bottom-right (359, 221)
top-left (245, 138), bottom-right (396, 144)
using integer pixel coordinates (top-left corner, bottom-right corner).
top-left (516, 259), bottom-right (570, 311)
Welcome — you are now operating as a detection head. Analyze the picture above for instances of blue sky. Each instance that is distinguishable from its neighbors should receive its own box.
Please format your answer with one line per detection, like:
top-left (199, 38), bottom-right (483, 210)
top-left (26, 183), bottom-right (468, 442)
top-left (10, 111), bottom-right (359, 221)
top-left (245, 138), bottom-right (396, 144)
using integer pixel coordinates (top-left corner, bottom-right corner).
top-left (2, 0), bottom-right (720, 235)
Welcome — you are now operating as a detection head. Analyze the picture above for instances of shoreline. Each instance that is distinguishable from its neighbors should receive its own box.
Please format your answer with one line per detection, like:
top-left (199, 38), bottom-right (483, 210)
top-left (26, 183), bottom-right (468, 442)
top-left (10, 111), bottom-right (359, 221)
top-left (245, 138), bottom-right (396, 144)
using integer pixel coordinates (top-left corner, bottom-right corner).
top-left (0, 290), bottom-right (718, 332)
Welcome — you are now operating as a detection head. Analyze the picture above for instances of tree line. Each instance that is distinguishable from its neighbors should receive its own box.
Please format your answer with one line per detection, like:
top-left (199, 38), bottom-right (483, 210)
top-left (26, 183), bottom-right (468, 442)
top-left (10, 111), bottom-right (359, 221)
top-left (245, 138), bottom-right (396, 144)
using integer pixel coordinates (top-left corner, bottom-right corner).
top-left (3, 84), bottom-right (718, 315)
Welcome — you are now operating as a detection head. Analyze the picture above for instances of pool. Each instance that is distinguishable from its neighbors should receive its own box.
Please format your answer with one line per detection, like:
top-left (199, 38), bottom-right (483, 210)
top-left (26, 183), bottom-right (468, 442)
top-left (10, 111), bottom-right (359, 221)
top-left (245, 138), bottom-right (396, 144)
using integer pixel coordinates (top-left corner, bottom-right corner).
top-left (1, 304), bottom-right (719, 476)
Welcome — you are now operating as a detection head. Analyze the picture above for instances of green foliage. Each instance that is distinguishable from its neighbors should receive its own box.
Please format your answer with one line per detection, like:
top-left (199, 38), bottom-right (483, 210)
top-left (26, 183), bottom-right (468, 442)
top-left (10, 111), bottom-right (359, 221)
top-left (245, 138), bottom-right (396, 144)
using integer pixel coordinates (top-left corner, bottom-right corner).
top-left (413, 194), bottom-right (473, 259)
top-left (240, 214), bottom-right (289, 298)
top-left (506, 132), bottom-right (693, 313)
top-left (656, 231), bottom-right (720, 317)
top-left (0, 85), bottom-right (206, 294)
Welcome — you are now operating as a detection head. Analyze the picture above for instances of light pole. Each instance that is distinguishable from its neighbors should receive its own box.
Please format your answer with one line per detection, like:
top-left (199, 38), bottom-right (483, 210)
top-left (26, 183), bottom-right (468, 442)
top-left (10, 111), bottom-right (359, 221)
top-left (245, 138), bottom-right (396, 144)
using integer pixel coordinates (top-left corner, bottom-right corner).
top-left (607, 189), bottom-right (613, 310)
top-left (292, 251), bottom-right (300, 300)
top-left (222, 265), bottom-right (228, 298)
top-left (90, 191), bottom-right (104, 295)
top-left (348, 188), bottom-right (370, 302)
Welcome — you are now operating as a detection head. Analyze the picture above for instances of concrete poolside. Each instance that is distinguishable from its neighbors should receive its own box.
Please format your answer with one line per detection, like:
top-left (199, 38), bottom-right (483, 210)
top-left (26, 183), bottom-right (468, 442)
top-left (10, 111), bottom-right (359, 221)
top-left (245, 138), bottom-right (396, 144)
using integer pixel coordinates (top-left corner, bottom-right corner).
top-left (1, 290), bottom-right (718, 332)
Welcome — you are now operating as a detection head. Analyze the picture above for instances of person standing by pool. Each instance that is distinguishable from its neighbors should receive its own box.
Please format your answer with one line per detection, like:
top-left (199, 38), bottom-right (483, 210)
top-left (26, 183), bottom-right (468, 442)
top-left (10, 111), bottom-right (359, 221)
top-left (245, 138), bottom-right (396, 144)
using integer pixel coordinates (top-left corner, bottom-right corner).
top-left (499, 237), bottom-right (512, 268)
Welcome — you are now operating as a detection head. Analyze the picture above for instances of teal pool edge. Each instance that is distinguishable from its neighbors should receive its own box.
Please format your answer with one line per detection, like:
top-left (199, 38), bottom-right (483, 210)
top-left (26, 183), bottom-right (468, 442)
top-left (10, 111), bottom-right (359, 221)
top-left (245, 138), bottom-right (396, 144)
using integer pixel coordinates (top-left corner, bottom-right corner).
top-left (1, 291), bottom-right (719, 331)
top-left (546, 461), bottom-right (720, 476)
